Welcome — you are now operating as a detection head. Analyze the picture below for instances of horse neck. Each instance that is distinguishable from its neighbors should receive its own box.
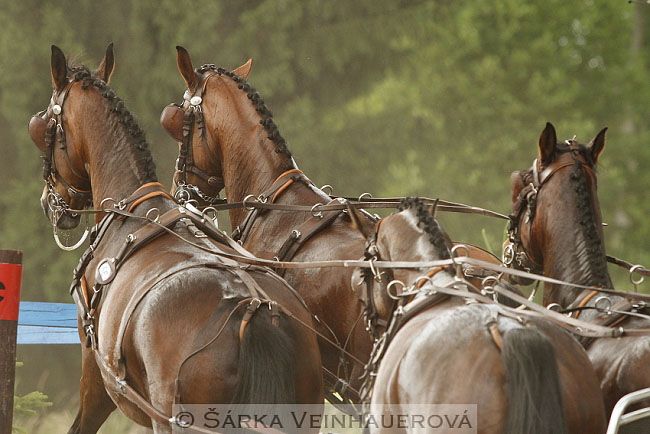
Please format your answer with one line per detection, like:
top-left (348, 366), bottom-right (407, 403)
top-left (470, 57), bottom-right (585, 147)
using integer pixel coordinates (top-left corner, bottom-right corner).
top-left (201, 77), bottom-right (296, 227)
top-left (534, 172), bottom-right (613, 307)
top-left (71, 89), bottom-right (157, 210)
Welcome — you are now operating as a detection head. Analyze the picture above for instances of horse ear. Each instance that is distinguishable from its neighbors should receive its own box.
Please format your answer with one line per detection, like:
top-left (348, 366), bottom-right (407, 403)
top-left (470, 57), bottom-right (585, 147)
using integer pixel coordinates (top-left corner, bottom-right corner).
top-left (588, 127), bottom-right (607, 164)
top-left (94, 42), bottom-right (115, 83)
top-left (346, 201), bottom-right (375, 241)
top-left (51, 45), bottom-right (68, 91)
top-left (232, 59), bottom-right (253, 80)
top-left (538, 122), bottom-right (557, 166)
top-left (429, 198), bottom-right (440, 219)
top-left (176, 46), bottom-right (197, 90)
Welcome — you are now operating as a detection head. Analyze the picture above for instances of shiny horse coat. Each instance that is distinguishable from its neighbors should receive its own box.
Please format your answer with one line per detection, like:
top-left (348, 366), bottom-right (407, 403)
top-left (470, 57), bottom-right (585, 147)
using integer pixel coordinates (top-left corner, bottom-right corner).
top-left (29, 45), bottom-right (322, 434)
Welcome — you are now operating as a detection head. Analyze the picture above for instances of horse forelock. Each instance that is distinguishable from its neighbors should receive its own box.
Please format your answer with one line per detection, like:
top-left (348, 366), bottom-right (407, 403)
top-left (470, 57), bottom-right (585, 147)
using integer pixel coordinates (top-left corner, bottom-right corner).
top-left (64, 64), bottom-right (157, 184)
top-left (203, 65), bottom-right (295, 171)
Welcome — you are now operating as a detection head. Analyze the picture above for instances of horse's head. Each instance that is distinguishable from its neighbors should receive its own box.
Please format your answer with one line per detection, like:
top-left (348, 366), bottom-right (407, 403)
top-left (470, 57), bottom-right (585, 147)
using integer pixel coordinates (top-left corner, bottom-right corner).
top-left (162, 47), bottom-right (254, 206)
top-left (506, 122), bottom-right (610, 294)
top-left (29, 44), bottom-right (115, 230)
top-left (163, 46), bottom-right (295, 208)
top-left (348, 198), bottom-right (454, 335)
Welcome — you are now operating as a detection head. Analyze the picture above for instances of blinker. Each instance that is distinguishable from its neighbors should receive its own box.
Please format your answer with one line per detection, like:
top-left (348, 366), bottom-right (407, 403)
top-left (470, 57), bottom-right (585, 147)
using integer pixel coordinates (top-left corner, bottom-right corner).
top-left (160, 104), bottom-right (185, 142)
top-left (28, 114), bottom-right (49, 153)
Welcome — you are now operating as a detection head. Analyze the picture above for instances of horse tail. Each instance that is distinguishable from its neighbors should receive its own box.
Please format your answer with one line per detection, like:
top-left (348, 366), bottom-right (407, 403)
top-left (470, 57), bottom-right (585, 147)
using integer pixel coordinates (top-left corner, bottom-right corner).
top-left (501, 326), bottom-right (567, 434)
top-left (231, 305), bottom-right (296, 404)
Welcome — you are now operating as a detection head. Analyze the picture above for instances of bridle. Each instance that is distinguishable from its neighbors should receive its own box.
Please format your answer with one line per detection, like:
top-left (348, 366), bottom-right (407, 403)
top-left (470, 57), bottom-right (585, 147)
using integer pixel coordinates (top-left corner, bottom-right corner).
top-left (359, 220), bottom-right (394, 340)
top-left (504, 140), bottom-right (597, 281)
top-left (29, 73), bottom-right (94, 249)
top-left (162, 64), bottom-right (226, 205)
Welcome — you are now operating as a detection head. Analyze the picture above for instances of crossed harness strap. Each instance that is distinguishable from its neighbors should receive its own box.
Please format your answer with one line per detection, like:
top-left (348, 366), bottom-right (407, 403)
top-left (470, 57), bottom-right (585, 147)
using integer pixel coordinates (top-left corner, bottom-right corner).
top-left (232, 168), bottom-right (307, 243)
top-left (232, 169), bottom-right (347, 275)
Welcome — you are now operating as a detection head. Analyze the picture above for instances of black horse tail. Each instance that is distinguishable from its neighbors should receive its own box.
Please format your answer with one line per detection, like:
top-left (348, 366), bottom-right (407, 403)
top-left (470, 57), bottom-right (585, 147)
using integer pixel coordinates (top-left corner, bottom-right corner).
top-left (501, 327), bottom-right (567, 434)
top-left (231, 306), bottom-right (296, 404)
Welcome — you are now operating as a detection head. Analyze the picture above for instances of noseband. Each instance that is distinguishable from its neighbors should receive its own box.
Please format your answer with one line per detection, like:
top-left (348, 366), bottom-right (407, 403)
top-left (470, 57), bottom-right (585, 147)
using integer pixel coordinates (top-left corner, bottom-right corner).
top-left (163, 64), bottom-right (226, 205)
top-left (29, 78), bottom-right (93, 217)
top-left (504, 140), bottom-right (597, 279)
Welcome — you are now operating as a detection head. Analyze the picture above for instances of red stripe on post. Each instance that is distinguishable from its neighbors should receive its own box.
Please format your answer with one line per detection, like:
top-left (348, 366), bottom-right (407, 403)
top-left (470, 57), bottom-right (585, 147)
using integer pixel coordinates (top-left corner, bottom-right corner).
top-left (0, 264), bottom-right (22, 321)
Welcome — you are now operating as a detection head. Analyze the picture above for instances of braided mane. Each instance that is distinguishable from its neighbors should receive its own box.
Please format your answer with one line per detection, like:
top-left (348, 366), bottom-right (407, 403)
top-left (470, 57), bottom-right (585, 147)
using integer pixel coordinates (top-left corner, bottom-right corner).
top-left (67, 64), bottom-right (157, 183)
top-left (565, 145), bottom-right (610, 286)
top-left (398, 197), bottom-right (452, 259)
top-left (197, 64), bottom-right (295, 171)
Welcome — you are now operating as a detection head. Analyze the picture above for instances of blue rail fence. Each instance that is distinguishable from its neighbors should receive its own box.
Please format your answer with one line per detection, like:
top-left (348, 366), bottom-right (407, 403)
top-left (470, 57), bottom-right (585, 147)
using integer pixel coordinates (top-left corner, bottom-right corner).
top-left (17, 302), bottom-right (78, 344)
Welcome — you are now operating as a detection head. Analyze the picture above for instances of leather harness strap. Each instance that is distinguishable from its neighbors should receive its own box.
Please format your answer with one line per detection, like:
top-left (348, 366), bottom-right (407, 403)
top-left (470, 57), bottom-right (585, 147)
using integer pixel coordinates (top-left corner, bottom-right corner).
top-left (275, 198), bottom-right (346, 276)
top-left (488, 323), bottom-right (504, 351)
top-left (126, 182), bottom-right (174, 212)
top-left (570, 289), bottom-right (600, 320)
top-left (232, 169), bottom-right (311, 243)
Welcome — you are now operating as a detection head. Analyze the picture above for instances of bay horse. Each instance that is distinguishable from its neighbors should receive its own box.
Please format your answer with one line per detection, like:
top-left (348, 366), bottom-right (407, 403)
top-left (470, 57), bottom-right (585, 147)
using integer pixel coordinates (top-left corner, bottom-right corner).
top-left (160, 47), bottom-right (513, 404)
top-left (28, 45), bottom-right (322, 434)
top-left (507, 122), bottom-right (650, 425)
top-left (348, 197), bottom-right (607, 434)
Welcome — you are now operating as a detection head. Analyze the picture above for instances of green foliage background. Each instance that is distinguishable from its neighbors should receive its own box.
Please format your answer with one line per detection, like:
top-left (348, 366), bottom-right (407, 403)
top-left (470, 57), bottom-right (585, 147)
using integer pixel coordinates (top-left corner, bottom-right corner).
top-left (1, 0), bottom-right (649, 429)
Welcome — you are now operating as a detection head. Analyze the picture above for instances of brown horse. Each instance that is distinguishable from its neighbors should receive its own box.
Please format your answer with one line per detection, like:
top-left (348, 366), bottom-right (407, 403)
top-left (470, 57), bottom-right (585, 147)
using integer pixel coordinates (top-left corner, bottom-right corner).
top-left (28, 45), bottom-right (322, 434)
top-left (162, 47), bottom-right (373, 404)
top-left (348, 197), bottom-right (606, 434)
top-left (507, 122), bottom-right (650, 425)
top-left (161, 47), bottom-right (516, 404)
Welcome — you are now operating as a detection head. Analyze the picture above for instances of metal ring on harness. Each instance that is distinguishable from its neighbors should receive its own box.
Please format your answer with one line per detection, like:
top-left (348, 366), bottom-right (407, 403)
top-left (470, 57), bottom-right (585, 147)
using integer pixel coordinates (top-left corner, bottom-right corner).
top-left (243, 194), bottom-right (257, 211)
top-left (174, 186), bottom-right (192, 204)
top-left (358, 192), bottom-right (373, 201)
top-left (311, 203), bottom-right (324, 218)
top-left (201, 206), bottom-right (218, 224)
top-left (546, 303), bottom-right (563, 312)
top-left (450, 244), bottom-right (470, 277)
top-left (387, 280), bottom-right (407, 300)
top-left (481, 275), bottom-right (499, 295)
top-left (320, 184), bottom-right (333, 195)
top-left (630, 265), bottom-right (645, 288)
top-left (594, 296), bottom-right (612, 314)
top-left (145, 208), bottom-right (160, 223)
top-left (100, 197), bottom-right (116, 211)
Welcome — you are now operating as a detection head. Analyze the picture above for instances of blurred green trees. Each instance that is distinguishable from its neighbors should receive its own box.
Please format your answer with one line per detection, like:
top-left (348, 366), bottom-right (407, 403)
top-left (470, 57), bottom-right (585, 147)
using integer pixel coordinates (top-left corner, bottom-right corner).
top-left (0, 0), bottom-right (648, 303)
